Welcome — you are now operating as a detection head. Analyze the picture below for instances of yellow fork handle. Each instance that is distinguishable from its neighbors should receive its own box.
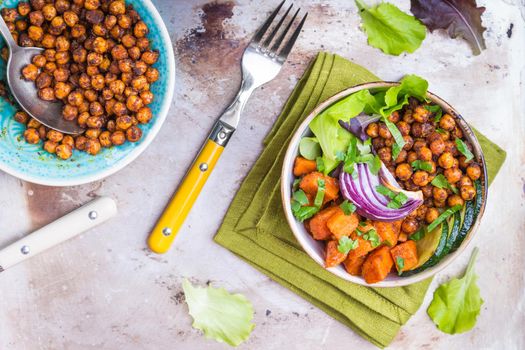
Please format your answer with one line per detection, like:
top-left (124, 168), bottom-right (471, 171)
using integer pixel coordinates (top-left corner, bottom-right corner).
top-left (147, 139), bottom-right (224, 253)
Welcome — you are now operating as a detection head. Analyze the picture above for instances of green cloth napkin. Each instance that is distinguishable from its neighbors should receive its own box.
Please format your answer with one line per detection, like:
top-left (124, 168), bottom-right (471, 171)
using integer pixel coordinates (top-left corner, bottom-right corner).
top-left (214, 52), bottom-right (506, 348)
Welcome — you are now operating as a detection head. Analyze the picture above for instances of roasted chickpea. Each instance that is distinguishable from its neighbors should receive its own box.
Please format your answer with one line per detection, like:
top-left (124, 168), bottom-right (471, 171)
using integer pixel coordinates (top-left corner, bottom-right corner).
top-left (421, 184), bottom-right (433, 198)
top-left (109, 24), bottom-right (124, 39)
top-left (35, 73), bottom-right (51, 90)
top-left (444, 140), bottom-right (459, 156)
top-left (126, 94), bottom-right (143, 112)
top-left (77, 111), bottom-right (90, 127)
top-left (74, 135), bottom-right (88, 150)
top-left (61, 136), bottom-right (74, 148)
top-left (55, 0), bottom-right (70, 13)
top-left (394, 121), bottom-right (409, 136)
top-left (460, 185), bottom-right (476, 201)
top-left (113, 101), bottom-right (127, 116)
top-left (49, 16), bottom-right (66, 35)
top-left (27, 118), bottom-right (42, 129)
top-left (96, 131), bottom-right (111, 147)
top-left (466, 163), bottom-right (481, 181)
top-left (18, 33), bottom-right (34, 47)
top-left (90, 74), bottom-right (105, 90)
top-left (15, 19), bottom-right (28, 32)
top-left (110, 44), bottom-right (128, 60)
top-left (135, 107), bottom-right (151, 124)
top-left (14, 111), bottom-right (30, 124)
top-left (429, 138), bottom-right (445, 156)
top-left (132, 62), bottom-right (147, 77)
top-left (434, 199), bottom-right (446, 208)
top-left (63, 11), bottom-right (79, 26)
top-left (109, 0), bottom-right (125, 14)
top-left (43, 62), bottom-right (56, 74)
top-left (54, 36), bottom-right (69, 52)
top-left (145, 67), bottom-right (159, 83)
top-left (104, 14), bottom-right (117, 29)
top-left (376, 147), bottom-right (391, 164)
top-left (62, 104), bottom-right (78, 120)
top-left (128, 46), bottom-right (141, 60)
top-left (426, 160), bottom-right (437, 174)
top-left (89, 101), bottom-right (104, 116)
top-left (415, 204), bottom-right (428, 221)
top-left (425, 207), bottom-right (439, 224)
top-left (140, 90), bottom-right (153, 105)
top-left (42, 4), bottom-right (57, 21)
top-left (29, 11), bottom-right (45, 26)
top-left (78, 73), bottom-right (91, 89)
top-left (38, 87), bottom-right (56, 101)
top-left (56, 144), bottom-right (73, 159)
top-left (141, 50), bottom-right (158, 65)
top-left (67, 90), bottom-right (84, 106)
top-left (71, 23), bottom-right (86, 38)
top-left (136, 37), bottom-right (149, 51)
top-left (432, 187), bottom-right (448, 202)
top-left (439, 113), bottom-right (456, 131)
top-left (110, 130), bottom-right (125, 145)
top-left (31, 55), bottom-right (46, 68)
top-left (411, 139), bottom-right (426, 153)
top-left (87, 52), bottom-right (103, 66)
top-left (84, 0), bottom-right (100, 10)
top-left (5, 21), bottom-right (15, 32)
top-left (444, 167), bottom-right (462, 184)
top-left (85, 9), bottom-right (104, 24)
top-left (84, 116), bottom-right (102, 129)
top-left (401, 217), bottom-right (419, 234)
top-left (438, 152), bottom-right (454, 169)
top-left (378, 123), bottom-right (391, 139)
top-left (22, 64), bottom-right (39, 81)
top-left (458, 175), bottom-right (473, 188)
top-left (101, 87), bottom-right (113, 100)
top-left (447, 194), bottom-right (464, 207)
top-left (91, 37), bottom-right (107, 54)
top-left (99, 57), bottom-right (111, 71)
top-left (395, 163), bottom-right (413, 181)
top-left (114, 115), bottom-right (132, 130)
top-left (83, 89), bottom-right (98, 102)
top-left (86, 65), bottom-right (99, 76)
top-left (37, 125), bottom-right (47, 140)
top-left (53, 68), bottom-right (69, 83)
top-left (18, 2), bottom-right (31, 16)
top-left (131, 75), bottom-right (148, 91)
top-left (132, 20), bottom-right (148, 38)
top-left (45, 130), bottom-right (64, 143)
top-left (412, 106), bottom-right (430, 123)
top-left (1, 46), bottom-right (9, 61)
top-left (78, 100), bottom-right (89, 113)
top-left (126, 125), bottom-right (142, 142)
top-left (417, 146), bottom-right (432, 162)
top-left (406, 151), bottom-right (417, 164)
top-left (43, 140), bottom-right (58, 154)
top-left (43, 49), bottom-right (56, 62)
top-left (40, 33), bottom-right (56, 49)
top-left (412, 170), bottom-right (430, 186)
top-left (109, 79), bottom-right (125, 95)
top-left (55, 51), bottom-right (70, 65)
top-left (24, 128), bottom-right (40, 144)
top-left (117, 58), bottom-right (132, 73)
top-left (117, 14), bottom-right (131, 29)
top-left (85, 128), bottom-right (101, 139)
top-left (1, 8), bottom-right (17, 22)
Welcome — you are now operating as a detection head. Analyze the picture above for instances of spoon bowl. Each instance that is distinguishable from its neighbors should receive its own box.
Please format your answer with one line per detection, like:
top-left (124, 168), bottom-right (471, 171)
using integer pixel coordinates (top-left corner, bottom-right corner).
top-left (0, 17), bottom-right (84, 135)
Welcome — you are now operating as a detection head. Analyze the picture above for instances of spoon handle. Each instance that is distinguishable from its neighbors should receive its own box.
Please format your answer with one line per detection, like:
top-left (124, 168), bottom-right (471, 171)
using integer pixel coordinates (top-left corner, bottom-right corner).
top-left (0, 16), bottom-right (17, 50)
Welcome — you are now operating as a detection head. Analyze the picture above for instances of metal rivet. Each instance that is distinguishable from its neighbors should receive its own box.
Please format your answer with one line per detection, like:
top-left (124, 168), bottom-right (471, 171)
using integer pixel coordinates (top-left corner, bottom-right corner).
top-left (199, 163), bottom-right (208, 172)
top-left (218, 131), bottom-right (226, 139)
top-left (88, 211), bottom-right (98, 220)
top-left (162, 227), bottom-right (172, 236)
top-left (21, 245), bottom-right (30, 255)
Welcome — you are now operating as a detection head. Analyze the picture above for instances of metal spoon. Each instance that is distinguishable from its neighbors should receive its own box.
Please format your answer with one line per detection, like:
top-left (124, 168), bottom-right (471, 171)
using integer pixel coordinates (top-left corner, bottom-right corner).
top-left (0, 17), bottom-right (84, 135)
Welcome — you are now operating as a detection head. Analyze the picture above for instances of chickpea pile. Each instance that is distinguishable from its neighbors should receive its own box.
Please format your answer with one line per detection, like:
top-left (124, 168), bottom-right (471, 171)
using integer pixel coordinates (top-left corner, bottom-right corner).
top-left (365, 98), bottom-right (481, 237)
top-left (1, 0), bottom-right (159, 159)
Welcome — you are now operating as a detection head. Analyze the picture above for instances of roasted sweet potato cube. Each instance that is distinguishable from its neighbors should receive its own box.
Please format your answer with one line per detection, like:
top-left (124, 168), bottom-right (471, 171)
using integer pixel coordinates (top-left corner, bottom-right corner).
top-left (325, 240), bottom-right (347, 268)
top-left (343, 254), bottom-right (366, 276)
top-left (373, 220), bottom-right (402, 247)
top-left (326, 209), bottom-right (359, 240)
top-left (299, 172), bottom-right (339, 203)
top-left (308, 206), bottom-right (339, 240)
top-left (293, 156), bottom-right (317, 177)
top-left (362, 246), bottom-right (394, 284)
top-left (390, 240), bottom-right (418, 273)
top-left (346, 223), bottom-right (379, 260)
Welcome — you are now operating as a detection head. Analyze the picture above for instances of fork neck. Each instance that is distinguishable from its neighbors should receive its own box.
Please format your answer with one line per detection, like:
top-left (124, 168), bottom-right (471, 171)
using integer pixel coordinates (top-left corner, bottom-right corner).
top-left (217, 78), bottom-right (257, 130)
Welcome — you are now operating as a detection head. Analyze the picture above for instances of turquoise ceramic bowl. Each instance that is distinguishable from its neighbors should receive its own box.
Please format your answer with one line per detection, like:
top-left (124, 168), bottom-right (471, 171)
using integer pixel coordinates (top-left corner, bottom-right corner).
top-left (0, 0), bottom-right (175, 186)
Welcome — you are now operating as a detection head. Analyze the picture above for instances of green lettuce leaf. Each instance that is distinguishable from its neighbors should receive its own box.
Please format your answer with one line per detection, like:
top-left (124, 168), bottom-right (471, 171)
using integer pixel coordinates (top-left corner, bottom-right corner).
top-left (355, 0), bottom-right (426, 55)
top-left (427, 248), bottom-right (483, 334)
top-left (183, 279), bottom-right (255, 346)
top-left (299, 137), bottom-right (322, 160)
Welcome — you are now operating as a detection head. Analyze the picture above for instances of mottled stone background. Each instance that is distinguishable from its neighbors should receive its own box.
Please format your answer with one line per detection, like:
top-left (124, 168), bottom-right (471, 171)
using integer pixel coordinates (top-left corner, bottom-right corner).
top-left (0, 0), bottom-right (524, 349)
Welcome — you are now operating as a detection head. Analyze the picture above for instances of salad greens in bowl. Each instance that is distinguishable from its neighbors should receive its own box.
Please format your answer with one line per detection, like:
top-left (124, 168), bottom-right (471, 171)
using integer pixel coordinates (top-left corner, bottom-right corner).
top-left (281, 76), bottom-right (487, 287)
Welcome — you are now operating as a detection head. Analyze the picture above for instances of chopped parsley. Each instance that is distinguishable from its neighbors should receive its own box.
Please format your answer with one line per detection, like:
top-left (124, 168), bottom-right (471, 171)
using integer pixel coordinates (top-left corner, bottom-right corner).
top-left (411, 160), bottom-right (433, 172)
top-left (431, 174), bottom-right (458, 194)
top-left (455, 138), bottom-right (474, 162)
top-left (362, 229), bottom-right (381, 248)
top-left (291, 180), bottom-right (326, 222)
top-left (410, 227), bottom-right (426, 241)
top-left (340, 200), bottom-right (356, 215)
top-left (396, 256), bottom-right (405, 275)
top-left (376, 185), bottom-right (408, 209)
top-left (337, 236), bottom-right (359, 254)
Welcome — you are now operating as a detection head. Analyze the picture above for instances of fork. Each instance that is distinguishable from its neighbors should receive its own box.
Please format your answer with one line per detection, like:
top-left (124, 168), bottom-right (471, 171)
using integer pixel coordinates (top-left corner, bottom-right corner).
top-left (147, 1), bottom-right (307, 253)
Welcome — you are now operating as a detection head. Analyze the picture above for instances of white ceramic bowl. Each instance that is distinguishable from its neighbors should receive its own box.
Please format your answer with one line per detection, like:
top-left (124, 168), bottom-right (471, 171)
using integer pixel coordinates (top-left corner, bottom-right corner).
top-left (281, 82), bottom-right (488, 287)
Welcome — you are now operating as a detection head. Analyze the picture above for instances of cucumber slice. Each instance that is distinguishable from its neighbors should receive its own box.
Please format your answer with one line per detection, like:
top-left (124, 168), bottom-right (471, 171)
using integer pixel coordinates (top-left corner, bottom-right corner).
top-left (450, 180), bottom-right (483, 252)
top-left (444, 210), bottom-right (462, 254)
top-left (401, 220), bottom-right (449, 276)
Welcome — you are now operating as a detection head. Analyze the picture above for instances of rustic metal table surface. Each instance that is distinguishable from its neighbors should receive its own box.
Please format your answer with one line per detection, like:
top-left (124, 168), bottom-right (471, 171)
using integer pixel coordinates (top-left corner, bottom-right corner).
top-left (0, 0), bottom-right (524, 349)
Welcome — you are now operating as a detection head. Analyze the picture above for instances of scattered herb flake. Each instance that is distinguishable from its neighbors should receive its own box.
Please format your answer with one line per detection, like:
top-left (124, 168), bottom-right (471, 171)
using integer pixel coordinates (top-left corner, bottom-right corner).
top-left (411, 160), bottom-right (433, 172)
top-left (455, 138), bottom-right (474, 162)
top-left (432, 174), bottom-right (458, 194)
top-left (337, 236), bottom-right (359, 254)
top-left (292, 190), bottom-right (309, 206)
top-left (340, 200), bottom-right (356, 215)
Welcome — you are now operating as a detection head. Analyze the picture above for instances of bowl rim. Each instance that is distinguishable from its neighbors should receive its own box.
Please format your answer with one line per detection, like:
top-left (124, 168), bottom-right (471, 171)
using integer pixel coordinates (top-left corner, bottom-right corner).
top-left (0, 0), bottom-right (176, 187)
top-left (281, 81), bottom-right (488, 287)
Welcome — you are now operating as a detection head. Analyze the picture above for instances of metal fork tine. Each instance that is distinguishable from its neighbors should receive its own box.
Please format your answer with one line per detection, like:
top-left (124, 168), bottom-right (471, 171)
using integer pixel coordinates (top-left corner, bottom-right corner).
top-left (278, 12), bottom-right (307, 59)
top-left (270, 8), bottom-right (299, 53)
top-left (251, 0), bottom-right (285, 44)
top-left (262, 4), bottom-right (293, 48)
